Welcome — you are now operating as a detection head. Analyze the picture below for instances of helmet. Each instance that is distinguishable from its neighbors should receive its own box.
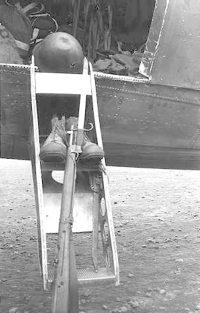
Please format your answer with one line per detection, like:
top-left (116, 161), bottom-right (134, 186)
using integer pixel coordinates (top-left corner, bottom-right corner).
top-left (33, 32), bottom-right (84, 73)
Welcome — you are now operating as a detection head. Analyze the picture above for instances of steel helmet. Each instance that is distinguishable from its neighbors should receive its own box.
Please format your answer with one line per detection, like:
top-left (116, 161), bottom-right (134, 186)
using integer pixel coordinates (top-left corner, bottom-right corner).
top-left (33, 32), bottom-right (84, 73)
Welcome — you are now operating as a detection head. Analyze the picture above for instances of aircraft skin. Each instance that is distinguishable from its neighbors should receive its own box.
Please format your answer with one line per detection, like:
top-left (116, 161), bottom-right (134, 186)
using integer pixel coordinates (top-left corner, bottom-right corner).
top-left (0, 64), bottom-right (200, 170)
top-left (1, 0), bottom-right (200, 170)
top-left (96, 74), bottom-right (200, 169)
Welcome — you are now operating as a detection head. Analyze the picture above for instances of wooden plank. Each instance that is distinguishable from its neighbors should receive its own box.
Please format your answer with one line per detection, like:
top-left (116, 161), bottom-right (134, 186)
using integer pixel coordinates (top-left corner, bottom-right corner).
top-left (30, 61), bottom-right (48, 290)
top-left (42, 173), bottom-right (94, 234)
top-left (35, 72), bottom-right (92, 95)
top-left (90, 64), bottom-right (120, 285)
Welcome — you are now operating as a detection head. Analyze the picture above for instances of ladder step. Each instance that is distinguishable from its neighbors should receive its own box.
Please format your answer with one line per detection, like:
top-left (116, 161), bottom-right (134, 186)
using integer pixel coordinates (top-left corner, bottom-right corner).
top-left (47, 267), bottom-right (116, 288)
top-left (77, 267), bottom-right (116, 285)
top-left (35, 72), bottom-right (92, 95)
top-left (41, 161), bottom-right (101, 172)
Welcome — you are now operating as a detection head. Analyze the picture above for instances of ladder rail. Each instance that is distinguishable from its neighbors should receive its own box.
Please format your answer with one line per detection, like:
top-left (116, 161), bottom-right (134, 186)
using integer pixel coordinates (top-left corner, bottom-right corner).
top-left (77, 58), bottom-right (89, 131)
top-left (89, 62), bottom-right (104, 150)
top-left (30, 56), bottom-right (48, 290)
top-left (89, 62), bottom-right (120, 285)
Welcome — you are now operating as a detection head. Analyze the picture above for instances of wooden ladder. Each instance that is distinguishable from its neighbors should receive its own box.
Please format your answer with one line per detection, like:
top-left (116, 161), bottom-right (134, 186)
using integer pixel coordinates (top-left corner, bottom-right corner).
top-left (29, 57), bottom-right (119, 312)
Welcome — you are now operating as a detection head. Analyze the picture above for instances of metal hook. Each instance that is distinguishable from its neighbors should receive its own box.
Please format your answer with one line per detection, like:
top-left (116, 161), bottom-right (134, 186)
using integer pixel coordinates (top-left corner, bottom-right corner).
top-left (84, 122), bottom-right (94, 132)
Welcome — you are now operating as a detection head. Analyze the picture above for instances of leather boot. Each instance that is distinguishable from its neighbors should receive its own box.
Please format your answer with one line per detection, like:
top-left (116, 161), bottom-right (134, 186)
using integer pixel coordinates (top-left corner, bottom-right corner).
top-left (65, 117), bottom-right (105, 160)
top-left (40, 115), bottom-right (67, 162)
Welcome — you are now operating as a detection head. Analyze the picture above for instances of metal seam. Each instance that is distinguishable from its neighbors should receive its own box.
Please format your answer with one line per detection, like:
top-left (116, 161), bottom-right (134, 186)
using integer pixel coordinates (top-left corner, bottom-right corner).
top-left (94, 71), bottom-right (148, 83)
top-left (96, 84), bottom-right (200, 106)
top-left (1, 64), bottom-right (200, 106)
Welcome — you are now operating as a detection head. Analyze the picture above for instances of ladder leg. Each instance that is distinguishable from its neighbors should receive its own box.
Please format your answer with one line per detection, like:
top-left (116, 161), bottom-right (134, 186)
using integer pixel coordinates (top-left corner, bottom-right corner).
top-left (29, 59), bottom-right (49, 289)
top-left (89, 63), bottom-right (120, 285)
top-left (28, 129), bottom-right (42, 270)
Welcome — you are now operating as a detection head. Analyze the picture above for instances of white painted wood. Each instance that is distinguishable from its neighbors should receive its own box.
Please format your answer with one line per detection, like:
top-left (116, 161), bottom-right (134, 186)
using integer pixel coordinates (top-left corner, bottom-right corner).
top-left (30, 56), bottom-right (48, 290)
top-left (89, 63), bottom-right (104, 149)
top-left (43, 188), bottom-right (94, 234)
top-left (89, 62), bottom-right (120, 285)
top-left (35, 72), bottom-right (92, 95)
top-left (77, 58), bottom-right (89, 130)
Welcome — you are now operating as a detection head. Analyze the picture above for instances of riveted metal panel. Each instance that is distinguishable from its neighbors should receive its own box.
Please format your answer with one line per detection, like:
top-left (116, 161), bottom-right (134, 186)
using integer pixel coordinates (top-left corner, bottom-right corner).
top-left (95, 74), bottom-right (200, 169)
top-left (0, 65), bottom-right (31, 159)
top-left (1, 65), bottom-right (200, 169)
top-left (141, 0), bottom-right (200, 89)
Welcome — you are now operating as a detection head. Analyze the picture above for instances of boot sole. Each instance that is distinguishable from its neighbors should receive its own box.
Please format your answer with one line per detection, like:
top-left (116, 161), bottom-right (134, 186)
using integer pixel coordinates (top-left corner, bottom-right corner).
top-left (39, 151), bottom-right (66, 163)
top-left (80, 152), bottom-right (105, 161)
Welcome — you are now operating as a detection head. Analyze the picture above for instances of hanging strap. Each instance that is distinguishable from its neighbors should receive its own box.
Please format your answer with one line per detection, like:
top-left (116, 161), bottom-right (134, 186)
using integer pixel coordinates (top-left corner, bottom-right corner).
top-left (5, 0), bottom-right (45, 14)
top-left (15, 39), bottom-right (30, 51)
top-left (31, 15), bottom-right (58, 41)
top-left (21, 2), bottom-right (45, 15)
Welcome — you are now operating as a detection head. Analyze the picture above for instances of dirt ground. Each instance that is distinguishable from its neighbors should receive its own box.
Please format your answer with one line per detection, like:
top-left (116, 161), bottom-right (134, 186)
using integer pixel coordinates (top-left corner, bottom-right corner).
top-left (1, 159), bottom-right (200, 313)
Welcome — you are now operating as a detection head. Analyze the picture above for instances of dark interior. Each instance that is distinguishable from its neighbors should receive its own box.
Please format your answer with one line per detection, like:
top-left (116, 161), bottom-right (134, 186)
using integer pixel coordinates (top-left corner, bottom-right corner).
top-left (44, 0), bottom-right (156, 76)
top-left (0, 0), bottom-right (156, 76)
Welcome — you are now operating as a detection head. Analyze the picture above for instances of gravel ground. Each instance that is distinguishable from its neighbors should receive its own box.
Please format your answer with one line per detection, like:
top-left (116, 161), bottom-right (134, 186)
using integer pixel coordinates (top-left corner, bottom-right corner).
top-left (1, 159), bottom-right (200, 313)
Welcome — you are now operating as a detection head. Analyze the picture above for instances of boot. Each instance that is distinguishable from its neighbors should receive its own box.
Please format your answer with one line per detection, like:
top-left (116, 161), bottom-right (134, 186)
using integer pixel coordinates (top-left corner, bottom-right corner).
top-left (65, 117), bottom-right (105, 160)
top-left (40, 115), bottom-right (67, 162)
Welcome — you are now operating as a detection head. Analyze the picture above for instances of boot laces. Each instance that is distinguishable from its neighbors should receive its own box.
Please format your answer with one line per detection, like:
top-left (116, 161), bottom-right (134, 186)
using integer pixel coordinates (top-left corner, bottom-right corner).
top-left (52, 116), bottom-right (68, 146)
top-left (65, 117), bottom-right (94, 144)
